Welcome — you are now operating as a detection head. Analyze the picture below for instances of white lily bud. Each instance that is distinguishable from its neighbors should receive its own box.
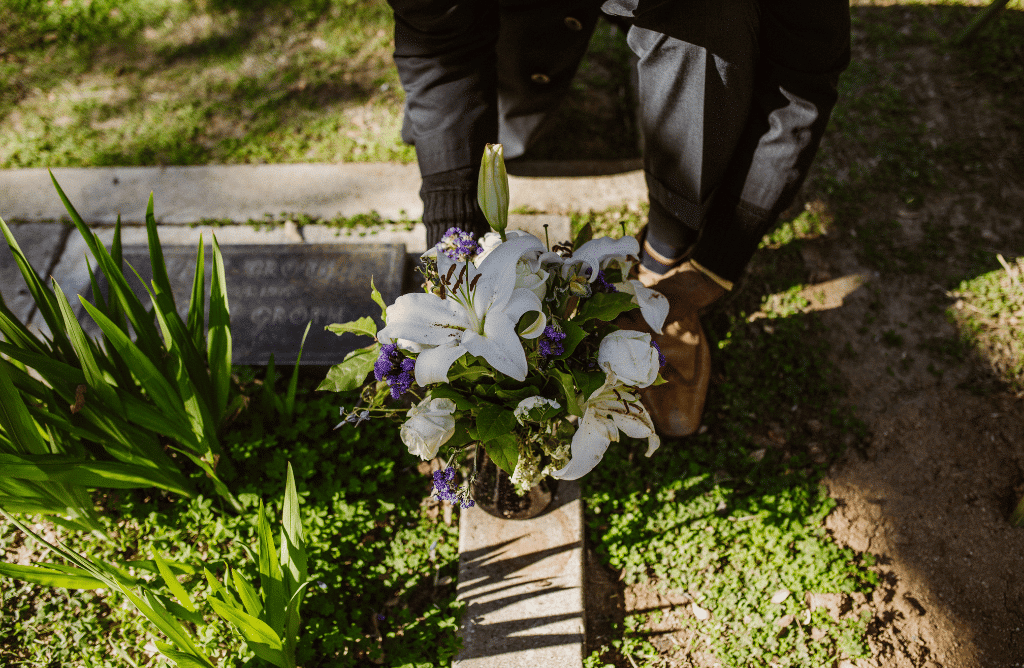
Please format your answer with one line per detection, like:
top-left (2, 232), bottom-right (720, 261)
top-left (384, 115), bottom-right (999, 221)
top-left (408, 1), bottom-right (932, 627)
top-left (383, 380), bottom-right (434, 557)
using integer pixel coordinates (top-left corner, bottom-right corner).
top-left (478, 143), bottom-right (509, 240)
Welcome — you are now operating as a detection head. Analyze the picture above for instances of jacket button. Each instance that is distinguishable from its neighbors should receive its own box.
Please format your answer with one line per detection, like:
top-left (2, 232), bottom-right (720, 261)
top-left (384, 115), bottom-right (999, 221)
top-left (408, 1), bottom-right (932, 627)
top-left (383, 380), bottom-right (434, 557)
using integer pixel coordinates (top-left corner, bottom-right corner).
top-left (531, 73), bottom-right (551, 84)
top-left (564, 16), bottom-right (583, 31)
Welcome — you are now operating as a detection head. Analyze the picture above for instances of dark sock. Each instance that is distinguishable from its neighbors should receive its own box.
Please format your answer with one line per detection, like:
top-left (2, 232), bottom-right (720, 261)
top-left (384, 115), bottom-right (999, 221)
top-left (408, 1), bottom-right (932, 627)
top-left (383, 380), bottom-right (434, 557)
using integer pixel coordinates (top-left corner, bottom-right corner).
top-left (420, 167), bottom-right (489, 247)
top-left (642, 198), bottom-right (698, 274)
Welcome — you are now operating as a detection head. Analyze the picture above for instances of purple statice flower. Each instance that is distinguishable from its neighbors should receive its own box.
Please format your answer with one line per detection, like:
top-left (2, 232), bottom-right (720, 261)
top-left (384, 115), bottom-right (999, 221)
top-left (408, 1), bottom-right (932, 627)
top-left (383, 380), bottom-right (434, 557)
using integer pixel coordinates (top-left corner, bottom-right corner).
top-left (432, 467), bottom-right (476, 508)
top-left (439, 227), bottom-right (483, 262)
top-left (594, 270), bottom-right (618, 293)
top-left (373, 344), bottom-right (416, 398)
top-left (433, 467), bottom-right (457, 502)
top-left (374, 343), bottom-right (398, 381)
top-left (651, 339), bottom-right (667, 368)
top-left (538, 325), bottom-right (567, 358)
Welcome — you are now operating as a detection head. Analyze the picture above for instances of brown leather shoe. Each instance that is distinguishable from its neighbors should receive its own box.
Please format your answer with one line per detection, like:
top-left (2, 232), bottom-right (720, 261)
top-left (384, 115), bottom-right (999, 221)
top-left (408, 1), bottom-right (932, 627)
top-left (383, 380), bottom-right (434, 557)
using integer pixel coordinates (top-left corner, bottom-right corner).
top-left (621, 261), bottom-right (726, 437)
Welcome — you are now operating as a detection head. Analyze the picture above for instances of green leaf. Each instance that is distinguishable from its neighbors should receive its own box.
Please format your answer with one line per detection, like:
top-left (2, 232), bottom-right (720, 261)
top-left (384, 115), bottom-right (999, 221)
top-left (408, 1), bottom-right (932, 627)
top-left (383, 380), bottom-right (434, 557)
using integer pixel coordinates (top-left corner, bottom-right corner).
top-left (231, 568), bottom-right (264, 620)
top-left (551, 368), bottom-right (583, 416)
top-left (0, 453), bottom-right (192, 495)
top-left (157, 647), bottom-right (216, 668)
top-left (0, 562), bottom-right (107, 590)
top-left (493, 385), bottom-right (541, 403)
top-left (208, 597), bottom-right (286, 668)
top-left (52, 280), bottom-right (124, 416)
top-left (280, 463), bottom-right (307, 599)
top-left (153, 552), bottom-right (196, 614)
top-left (482, 434), bottom-right (519, 476)
top-left (257, 501), bottom-right (286, 634)
top-left (573, 222), bottom-right (594, 250)
top-left (447, 356), bottom-right (494, 382)
top-left (283, 581), bottom-right (311, 667)
top-left (317, 346), bottom-right (378, 392)
top-left (370, 277), bottom-right (387, 321)
top-left (0, 211), bottom-right (74, 358)
top-left (186, 240), bottom-right (207, 358)
top-left (203, 567), bottom-right (241, 611)
top-left (0, 360), bottom-right (48, 455)
top-left (553, 321), bottom-right (587, 360)
top-left (284, 323), bottom-right (311, 421)
top-left (207, 235), bottom-right (232, 425)
top-left (475, 404), bottom-right (516, 444)
top-left (571, 369), bottom-right (606, 403)
top-left (428, 386), bottom-right (476, 411)
top-left (78, 298), bottom-right (190, 429)
top-left (572, 291), bottom-right (637, 324)
top-left (325, 317), bottom-right (377, 339)
top-left (145, 193), bottom-right (177, 316)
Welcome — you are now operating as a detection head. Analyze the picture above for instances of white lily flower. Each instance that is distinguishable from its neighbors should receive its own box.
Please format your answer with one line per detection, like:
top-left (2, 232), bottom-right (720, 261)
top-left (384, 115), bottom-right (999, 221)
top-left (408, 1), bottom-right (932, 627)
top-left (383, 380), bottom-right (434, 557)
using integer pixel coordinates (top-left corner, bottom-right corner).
top-left (377, 235), bottom-right (546, 383)
top-left (598, 330), bottom-right (661, 388)
top-left (562, 236), bottom-right (668, 333)
top-left (563, 236), bottom-right (640, 280)
top-left (550, 374), bottom-right (660, 481)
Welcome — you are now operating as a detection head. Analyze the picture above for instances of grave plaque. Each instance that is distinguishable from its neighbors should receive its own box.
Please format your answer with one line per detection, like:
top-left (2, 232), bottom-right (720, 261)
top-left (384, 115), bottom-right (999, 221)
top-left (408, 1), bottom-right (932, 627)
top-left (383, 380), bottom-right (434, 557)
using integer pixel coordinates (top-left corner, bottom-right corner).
top-left (80, 243), bottom-right (404, 365)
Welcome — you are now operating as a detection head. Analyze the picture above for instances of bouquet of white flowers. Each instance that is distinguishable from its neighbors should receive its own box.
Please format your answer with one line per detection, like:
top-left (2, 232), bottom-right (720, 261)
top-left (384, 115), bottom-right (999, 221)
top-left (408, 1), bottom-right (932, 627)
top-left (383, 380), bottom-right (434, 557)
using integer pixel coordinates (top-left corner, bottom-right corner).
top-left (320, 145), bottom-right (670, 508)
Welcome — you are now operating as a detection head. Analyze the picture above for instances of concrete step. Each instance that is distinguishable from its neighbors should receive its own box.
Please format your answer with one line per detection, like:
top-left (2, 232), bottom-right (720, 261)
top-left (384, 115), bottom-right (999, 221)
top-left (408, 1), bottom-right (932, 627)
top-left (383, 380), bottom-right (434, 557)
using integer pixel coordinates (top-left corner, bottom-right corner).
top-left (456, 481), bottom-right (585, 667)
top-left (0, 162), bottom-right (646, 225)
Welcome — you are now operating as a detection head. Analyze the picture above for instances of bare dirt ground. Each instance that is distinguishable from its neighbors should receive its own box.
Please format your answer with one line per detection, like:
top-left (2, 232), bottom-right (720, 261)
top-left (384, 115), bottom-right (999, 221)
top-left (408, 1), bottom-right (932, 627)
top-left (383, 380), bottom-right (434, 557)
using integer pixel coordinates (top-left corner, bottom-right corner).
top-left (585, 4), bottom-right (1024, 667)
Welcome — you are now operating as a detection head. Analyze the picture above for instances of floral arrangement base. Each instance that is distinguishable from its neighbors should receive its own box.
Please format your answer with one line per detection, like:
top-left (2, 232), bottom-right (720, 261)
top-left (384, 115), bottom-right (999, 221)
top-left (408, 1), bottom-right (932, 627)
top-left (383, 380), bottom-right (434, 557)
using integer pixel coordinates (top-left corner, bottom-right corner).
top-left (472, 450), bottom-right (558, 520)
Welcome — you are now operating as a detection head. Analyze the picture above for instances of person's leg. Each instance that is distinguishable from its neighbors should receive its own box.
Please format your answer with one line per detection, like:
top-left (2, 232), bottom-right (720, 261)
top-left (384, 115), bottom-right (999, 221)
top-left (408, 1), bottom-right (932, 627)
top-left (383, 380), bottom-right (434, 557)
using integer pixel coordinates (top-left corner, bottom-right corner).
top-left (607, 0), bottom-right (759, 436)
top-left (617, 0), bottom-right (761, 274)
top-left (388, 0), bottom-right (499, 245)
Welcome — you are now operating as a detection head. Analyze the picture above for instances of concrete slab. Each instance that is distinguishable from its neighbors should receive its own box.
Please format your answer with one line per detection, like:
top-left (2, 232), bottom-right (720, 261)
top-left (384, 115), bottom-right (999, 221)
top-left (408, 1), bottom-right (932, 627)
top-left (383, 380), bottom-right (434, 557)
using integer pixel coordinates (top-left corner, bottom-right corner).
top-left (0, 163), bottom-right (646, 225)
top-left (0, 223), bottom-right (68, 324)
top-left (455, 480), bottom-right (585, 668)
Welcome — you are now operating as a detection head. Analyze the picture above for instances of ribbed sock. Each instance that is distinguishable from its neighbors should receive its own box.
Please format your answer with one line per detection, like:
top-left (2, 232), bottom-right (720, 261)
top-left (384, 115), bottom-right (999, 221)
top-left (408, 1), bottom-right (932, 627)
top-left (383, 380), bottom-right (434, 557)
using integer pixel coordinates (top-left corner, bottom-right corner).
top-left (420, 167), bottom-right (489, 247)
top-left (642, 198), bottom-right (698, 275)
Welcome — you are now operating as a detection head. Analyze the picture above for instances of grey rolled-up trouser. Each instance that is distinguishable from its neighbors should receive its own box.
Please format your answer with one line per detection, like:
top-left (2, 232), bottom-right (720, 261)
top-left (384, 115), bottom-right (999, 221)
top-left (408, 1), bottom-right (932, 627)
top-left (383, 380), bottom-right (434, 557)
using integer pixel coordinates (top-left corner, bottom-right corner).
top-left (387, 0), bottom-right (850, 282)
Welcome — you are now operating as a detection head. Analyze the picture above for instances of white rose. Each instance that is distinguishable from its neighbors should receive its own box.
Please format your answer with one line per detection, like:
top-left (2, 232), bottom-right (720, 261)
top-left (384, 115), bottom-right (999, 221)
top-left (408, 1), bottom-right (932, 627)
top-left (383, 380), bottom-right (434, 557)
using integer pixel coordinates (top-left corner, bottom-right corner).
top-left (515, 260), bottom-right (549, 301)
top-left (598, 330), bottom-right (661, 388)
top-left (400, 396), bottom-right (457, 460)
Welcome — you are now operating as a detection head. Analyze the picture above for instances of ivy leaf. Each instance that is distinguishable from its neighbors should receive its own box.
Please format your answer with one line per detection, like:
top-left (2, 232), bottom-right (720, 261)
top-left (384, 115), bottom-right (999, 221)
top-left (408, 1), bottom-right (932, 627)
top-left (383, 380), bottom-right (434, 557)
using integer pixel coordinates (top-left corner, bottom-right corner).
top-left (573, 292), bottom-right (637, 324)
top-left (317, 346), bottom-right (378, 392)
top-left (483, 434), bottom-right (519, 476)
top-left (325, 317), bottom-right (377, 339)
top-left (475, 404), bottom-right (517, 444)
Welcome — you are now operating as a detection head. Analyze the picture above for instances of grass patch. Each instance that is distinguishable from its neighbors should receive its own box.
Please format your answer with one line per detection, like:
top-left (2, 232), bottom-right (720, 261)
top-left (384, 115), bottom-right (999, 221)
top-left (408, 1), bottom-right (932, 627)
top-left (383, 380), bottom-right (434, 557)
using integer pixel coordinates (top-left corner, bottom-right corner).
top-left (583, 275), bottom-right (873, 665)
top-left (948, 254), bottom-right (1024, 393)
top-left (0, 0), bottom-right (411, 168)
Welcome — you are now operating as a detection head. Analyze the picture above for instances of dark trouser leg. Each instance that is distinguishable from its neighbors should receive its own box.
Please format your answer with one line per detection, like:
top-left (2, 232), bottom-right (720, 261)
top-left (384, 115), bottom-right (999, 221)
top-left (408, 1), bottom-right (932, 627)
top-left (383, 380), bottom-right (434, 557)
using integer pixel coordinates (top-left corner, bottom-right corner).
top-left (607, 0), bottom-right (850, 283)
top-left (389, 0), bottom-right (602, 247)
top-left (389, 0), bottom-right (499, 245)
top-left (620, 0), bottom-right (760, 274)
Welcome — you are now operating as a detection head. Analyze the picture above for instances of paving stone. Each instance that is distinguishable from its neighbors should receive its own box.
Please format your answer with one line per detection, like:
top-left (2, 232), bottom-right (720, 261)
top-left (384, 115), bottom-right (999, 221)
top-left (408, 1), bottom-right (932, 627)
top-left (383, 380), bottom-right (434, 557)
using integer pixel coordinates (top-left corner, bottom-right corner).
top-left (455, 480), bottom-right (585, 668)
top-left (0, 163), bottom-right (645, 225)
top-left (0, 223), bottom-right (68, 325)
